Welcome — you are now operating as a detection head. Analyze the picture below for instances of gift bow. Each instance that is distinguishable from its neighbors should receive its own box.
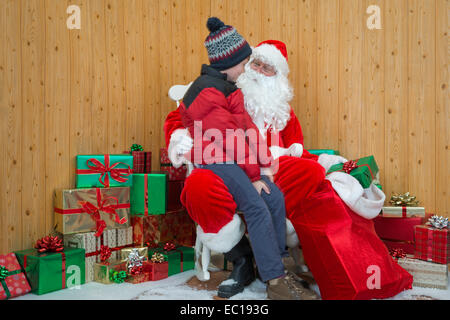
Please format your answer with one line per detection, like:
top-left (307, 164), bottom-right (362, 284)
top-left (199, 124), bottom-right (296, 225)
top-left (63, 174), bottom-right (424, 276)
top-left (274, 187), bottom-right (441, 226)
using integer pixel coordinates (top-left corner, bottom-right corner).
top-left (426, 215), bottom-right (449, 230)
top-left (163, 242), bottom-right (176, 251)
top-left (100, 245), bottom-right (112, 263)
top-left (110, 270), bottom-right (127, 284)
top-left (125, 248), bottom-right (147, 271)
top-left (78, 191), bottom-right (127, 237)
top-left (151, 252), bottom-right (165, 263)
top-left (389, 248), bottom-right (407, 260)
top-left (131, 144), bottom-right (144, 152)
top-left (34, 236), bottom-right (64, 253)
top-left (342, 160), bottom-right (358, 174)
top-left (82, 156), bottom-right (132, 188)
top-left (0, 266), bottom-right (9, 281)
top-left (389, 192), bottom-right (419, 207)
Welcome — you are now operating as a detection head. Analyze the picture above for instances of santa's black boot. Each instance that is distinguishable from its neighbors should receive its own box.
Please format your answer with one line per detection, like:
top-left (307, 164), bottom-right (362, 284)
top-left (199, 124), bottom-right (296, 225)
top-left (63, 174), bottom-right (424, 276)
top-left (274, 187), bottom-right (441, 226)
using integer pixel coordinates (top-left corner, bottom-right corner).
top-left (218, 236), bottom-right (255, 298)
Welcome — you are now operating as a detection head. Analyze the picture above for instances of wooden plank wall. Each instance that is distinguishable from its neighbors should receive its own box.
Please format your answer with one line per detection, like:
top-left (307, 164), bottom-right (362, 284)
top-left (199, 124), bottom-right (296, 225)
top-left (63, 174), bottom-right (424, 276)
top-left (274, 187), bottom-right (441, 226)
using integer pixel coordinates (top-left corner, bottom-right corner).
top-left (0, 0), bottom-right (448, 254)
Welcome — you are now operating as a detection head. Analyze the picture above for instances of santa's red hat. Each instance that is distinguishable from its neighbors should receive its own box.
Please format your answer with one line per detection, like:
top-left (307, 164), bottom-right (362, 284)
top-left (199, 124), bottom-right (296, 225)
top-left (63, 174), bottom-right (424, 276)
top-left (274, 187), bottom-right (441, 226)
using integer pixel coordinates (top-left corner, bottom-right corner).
top-left (252, 40), bottom-right (290, 76)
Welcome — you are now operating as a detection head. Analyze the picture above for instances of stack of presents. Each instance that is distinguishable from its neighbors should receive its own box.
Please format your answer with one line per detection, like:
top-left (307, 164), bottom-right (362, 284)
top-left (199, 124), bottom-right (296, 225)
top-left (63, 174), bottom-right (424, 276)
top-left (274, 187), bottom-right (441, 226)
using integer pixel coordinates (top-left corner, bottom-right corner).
top-left (309, 149), bottom-right (449, 291)
top-left (2, 146), bottom-right (449, 299)
top-left (0, 145), bottom-right (196, 299)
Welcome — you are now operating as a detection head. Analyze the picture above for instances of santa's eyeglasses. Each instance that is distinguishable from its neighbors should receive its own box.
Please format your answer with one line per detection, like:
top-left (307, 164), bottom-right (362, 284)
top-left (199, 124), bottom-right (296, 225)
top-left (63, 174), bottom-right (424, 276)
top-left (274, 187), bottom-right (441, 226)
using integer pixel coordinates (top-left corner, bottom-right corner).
top-left (250, 59), bottom-right (276, 76)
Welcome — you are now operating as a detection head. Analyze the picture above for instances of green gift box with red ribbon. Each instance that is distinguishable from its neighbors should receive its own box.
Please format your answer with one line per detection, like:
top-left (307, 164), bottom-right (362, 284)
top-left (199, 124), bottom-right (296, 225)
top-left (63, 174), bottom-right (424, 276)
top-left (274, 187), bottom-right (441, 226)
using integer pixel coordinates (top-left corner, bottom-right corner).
top-left (130, 173), bottom-right (167, 216)
top-left (76, 154), bottom-right (134, 188)
top-left (147, 243), bottom-right (194, 276)
top-left (326, 155), bottom-right (379, 189)
top-left (14, 247), bottom-right (85, 295)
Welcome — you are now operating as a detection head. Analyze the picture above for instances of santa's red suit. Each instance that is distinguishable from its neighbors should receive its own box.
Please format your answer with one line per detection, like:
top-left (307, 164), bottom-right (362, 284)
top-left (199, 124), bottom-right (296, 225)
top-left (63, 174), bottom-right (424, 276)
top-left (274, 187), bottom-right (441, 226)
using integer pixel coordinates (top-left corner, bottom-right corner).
top-left (164, 40), bottom-right (412, 299)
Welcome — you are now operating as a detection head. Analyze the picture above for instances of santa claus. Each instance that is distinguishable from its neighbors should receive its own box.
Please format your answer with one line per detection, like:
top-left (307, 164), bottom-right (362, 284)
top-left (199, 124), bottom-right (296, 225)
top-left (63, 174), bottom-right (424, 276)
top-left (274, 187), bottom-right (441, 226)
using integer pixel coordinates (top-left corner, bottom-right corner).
top-left (164, 38), bottom-right (413, 300)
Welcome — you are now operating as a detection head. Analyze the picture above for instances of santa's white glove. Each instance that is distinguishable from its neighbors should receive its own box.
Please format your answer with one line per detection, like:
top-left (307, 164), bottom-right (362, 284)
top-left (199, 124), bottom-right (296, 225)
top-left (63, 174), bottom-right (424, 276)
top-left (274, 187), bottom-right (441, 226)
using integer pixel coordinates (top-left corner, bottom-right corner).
top-left (168, 129), bottom-right (193, 168)
top-left (287, 143), bottom-right (303, 158)
top-left (269, 146), bottom-right (289, 160)
top-left (317, 153), bottom-right (348, 172)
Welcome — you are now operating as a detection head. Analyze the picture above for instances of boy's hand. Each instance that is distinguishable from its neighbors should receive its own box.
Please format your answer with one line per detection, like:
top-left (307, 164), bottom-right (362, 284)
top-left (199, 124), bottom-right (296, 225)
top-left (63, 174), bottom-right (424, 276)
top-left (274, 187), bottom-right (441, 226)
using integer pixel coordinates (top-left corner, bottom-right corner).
top-left (252, 180), bottom-right (270, 195)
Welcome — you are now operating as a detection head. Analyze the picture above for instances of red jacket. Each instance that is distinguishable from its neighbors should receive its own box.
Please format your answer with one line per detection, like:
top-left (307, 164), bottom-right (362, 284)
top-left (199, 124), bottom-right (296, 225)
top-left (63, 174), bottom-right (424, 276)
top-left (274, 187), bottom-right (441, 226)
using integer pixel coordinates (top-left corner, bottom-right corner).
top-left (173, 65), bottom-right (272, 182)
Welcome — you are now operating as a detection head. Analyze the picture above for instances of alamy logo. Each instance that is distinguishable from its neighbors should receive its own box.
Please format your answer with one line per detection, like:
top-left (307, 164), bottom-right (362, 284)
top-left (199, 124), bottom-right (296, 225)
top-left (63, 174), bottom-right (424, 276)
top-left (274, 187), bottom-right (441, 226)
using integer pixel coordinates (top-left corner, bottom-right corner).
top-left (67, 5), bottom-right (81, 30)
top-left (66, 265), bottom-right (82, 290)
top-left (366, 265), bottom-right (381, 290)
top-left (366, 5), bottom-right (382, 30)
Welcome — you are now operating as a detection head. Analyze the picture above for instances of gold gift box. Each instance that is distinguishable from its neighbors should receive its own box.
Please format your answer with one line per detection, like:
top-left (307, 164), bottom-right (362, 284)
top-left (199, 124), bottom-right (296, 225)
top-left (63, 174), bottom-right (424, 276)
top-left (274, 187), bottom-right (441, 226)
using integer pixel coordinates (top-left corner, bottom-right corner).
top-left (94, 260), bottom-right (126, 285)
top-left (120, 247), bottom-right (149, 262)
top-left (54, 187), bottom-right (130, 235)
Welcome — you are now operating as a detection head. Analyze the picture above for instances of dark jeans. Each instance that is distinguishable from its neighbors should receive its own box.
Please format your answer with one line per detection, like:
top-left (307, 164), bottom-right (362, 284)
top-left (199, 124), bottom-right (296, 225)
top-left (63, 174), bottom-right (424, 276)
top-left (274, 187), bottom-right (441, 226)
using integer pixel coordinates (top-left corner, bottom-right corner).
top-left (200, 163), bottom-right (287, 281)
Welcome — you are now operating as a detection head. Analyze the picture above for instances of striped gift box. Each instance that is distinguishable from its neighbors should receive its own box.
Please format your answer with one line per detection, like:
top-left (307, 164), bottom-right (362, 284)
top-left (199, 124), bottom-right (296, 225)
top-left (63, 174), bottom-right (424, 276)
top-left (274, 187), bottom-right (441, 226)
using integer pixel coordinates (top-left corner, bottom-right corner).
top-left (397, 255), bottom-right (448, 290)
top-left (414, 225), bottom-right (450, 264)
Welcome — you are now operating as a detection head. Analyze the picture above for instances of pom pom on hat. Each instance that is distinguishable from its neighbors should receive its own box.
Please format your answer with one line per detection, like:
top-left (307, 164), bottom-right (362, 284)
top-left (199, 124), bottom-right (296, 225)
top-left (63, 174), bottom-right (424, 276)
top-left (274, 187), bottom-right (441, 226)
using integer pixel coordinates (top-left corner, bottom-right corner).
top-left (206, 17), bottom-right (225, 33)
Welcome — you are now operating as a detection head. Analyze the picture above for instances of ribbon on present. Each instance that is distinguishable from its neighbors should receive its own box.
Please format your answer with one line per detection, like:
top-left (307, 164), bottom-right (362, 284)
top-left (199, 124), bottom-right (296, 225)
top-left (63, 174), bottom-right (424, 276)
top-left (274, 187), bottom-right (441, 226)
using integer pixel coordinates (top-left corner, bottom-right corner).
top-left (151, 252), bottom-right (165, 263)
top-left (131, 144), bottom-right (144, 152)
top-left (125, 248), bottom-right (147, 273)
top-left (426, 215), bottom-right (449, 230)
top-left (76, 155), bottom-right (133, 188)
top-left (110, 270), bottom-right (127, 284)
top-left (334, 158), bottom-right (375, 179)
top-left (163, 242), bottom-right (176, 251)
top-left (389, 248), bottom-right (407, 260)
top-left (0, 265), bottom-right (22, 299)
top-left (389, 192), bottom-right (419, 207)
top-left (342, 160), bottom-right (357, 174)
top-left (34, 236), bottom-right (64, 253)
top-left (55, 188), bottom-right (129, 237)
top-left (99, 245), bottom-right (112, 263)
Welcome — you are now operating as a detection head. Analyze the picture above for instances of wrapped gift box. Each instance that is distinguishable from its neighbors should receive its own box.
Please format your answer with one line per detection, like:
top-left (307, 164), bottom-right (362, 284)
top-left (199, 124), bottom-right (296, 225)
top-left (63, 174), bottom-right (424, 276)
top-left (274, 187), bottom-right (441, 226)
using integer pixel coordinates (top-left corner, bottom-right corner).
top-left (130, 173), bottom-right (167, 216)
top-left (373, 216), bottom-right (423, 242)
top-left (94, 260), bottom-right (126, 284)
top-left (381, 206), bottom-right (426, 218)
top-left (168, 180), bottom-right (184, 211)
top-left (54, 187), bottom-right (130, 236)
top-left (0, 253), bottom-right (31, 300)
top-left (160, 148), bottom-right (187, 181)
top-left (147, 260), bottom-right (169, 281)
top-left (374, 216), bottom-right (424, 255)
top-left (397, 256), bottom-right (448, 289)
top-left (414, 225), bottom-right (450, 264)
top-left (15, 247), bottom-right (85, 295)
top-left (123, 150), bottom-right (152, 174)
top-left (146, 208), bottom-right (196, 247)
top-left (306, 149), bottom-right (340, 156)
top-left (124, 261), bottom-right (154, 284)
top-left (148, 244), bottom-right (194, 276)
top-left (63, 227), bottom-right (133, 282)
top-left (130, 209), bottom-right (195, 248)
top-left (327, 155), bottom-right (378, 188)
top-left (76, 154), bottom-right (133, 188)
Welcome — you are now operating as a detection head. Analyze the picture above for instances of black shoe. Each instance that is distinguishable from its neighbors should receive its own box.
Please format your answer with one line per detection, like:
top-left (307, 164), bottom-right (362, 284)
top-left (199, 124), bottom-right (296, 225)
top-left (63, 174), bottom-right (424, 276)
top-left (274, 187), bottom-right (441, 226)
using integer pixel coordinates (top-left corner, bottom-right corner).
top-left (217, 236), bottom-right (255, 298)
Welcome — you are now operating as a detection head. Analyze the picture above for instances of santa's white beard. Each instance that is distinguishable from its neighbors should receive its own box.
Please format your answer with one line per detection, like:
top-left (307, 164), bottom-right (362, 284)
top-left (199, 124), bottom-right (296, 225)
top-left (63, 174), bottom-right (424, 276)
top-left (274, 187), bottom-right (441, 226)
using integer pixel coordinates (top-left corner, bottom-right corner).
top-left (236, 63), bottom-right (293, 137)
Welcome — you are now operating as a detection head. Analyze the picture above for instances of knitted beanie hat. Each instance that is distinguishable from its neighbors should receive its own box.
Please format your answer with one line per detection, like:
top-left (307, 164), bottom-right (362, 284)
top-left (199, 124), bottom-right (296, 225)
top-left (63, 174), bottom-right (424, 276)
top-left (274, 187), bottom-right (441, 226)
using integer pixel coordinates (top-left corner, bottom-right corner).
top-left (204, 17), bottom-right (252, 71)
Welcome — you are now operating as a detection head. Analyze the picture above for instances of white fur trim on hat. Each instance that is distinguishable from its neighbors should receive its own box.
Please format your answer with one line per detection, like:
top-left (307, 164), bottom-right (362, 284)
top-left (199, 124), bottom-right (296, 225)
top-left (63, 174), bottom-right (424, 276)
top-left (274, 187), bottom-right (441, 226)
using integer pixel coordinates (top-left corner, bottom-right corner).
top-left (326, 171), bottom-right (385, 220)
top-left (251, 44), bottom-right (289, 76)
top-left (195, 214), bottom-right (245, 281)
